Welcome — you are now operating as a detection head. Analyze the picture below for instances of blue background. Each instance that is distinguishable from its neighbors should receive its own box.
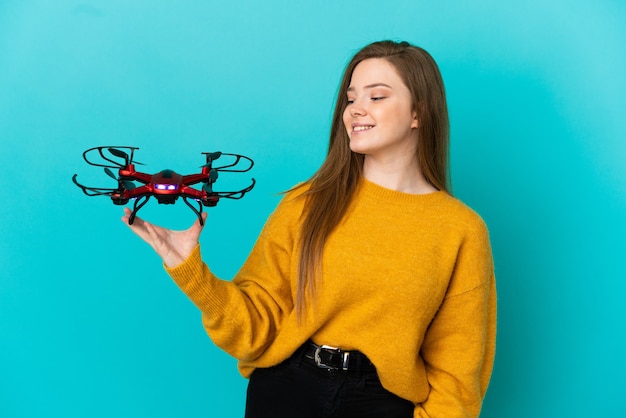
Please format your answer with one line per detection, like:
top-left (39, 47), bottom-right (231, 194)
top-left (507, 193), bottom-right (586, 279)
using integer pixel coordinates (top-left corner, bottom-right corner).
top-left (1, 1), bottom-right (625, 417)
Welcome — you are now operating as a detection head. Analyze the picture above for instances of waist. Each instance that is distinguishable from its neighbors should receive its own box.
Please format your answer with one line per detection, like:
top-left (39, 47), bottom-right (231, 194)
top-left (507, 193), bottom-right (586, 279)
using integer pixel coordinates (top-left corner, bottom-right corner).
top-left (299, 340), bottom-right (376, 372)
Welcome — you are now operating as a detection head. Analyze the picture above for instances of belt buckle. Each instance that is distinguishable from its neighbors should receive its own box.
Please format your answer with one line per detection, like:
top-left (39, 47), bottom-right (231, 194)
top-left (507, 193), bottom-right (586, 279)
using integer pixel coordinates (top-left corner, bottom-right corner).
top-left (314, 344), bottom-right (350, 371)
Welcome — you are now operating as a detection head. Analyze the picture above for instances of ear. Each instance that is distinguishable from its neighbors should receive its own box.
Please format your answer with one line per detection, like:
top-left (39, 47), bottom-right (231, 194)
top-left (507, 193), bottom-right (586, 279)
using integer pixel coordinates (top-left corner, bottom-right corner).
top-left (411, 110), bottom-right (419, 129)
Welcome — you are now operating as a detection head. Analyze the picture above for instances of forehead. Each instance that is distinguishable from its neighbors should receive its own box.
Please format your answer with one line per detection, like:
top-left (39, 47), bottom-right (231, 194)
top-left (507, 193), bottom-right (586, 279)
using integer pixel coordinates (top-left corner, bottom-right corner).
top-left (348, 58), bottom-right (405, 88)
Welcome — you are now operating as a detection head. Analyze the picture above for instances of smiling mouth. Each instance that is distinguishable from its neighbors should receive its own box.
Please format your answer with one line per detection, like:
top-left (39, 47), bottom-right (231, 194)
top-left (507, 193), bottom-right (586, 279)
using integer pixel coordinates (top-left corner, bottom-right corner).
top-left (353, 125), bottom-right (374, 132)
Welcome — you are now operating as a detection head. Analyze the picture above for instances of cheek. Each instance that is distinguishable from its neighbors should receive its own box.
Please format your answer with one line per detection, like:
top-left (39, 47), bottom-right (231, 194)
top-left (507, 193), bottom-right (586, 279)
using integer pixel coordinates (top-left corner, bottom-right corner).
top-left (393, 104), bottom-right (417, 129)
top-left (342, 109), bottom-right (351, 132)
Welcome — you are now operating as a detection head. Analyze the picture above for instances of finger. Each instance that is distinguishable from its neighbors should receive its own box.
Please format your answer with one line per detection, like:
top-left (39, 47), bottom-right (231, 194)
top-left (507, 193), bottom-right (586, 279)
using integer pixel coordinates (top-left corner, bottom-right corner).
top-left (122, 208), bottom-right (156, 244)
top-left (121, 207), bottom-right (144, 227)
top-left (142, 221), bottom-right (162, 249)
top-left (142, 221), bottom-right (186, 267)
top-left (190, 212), bottom-right (208, 236)
top-left (141, 221), bottom-right (176, 260)
top-left (184, 219), bottom-right (202, 242)
top-left (121, 207), bottom-right (131, 223)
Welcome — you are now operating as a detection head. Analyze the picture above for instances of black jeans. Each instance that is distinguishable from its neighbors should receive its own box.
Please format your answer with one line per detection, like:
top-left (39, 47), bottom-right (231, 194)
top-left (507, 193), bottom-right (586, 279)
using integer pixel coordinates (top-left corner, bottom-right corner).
top-left (245, 345), bottom-right (414, 418)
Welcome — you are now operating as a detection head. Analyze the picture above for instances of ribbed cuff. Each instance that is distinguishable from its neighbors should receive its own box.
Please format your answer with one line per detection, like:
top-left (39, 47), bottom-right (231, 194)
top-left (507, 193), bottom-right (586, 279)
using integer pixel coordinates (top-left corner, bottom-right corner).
top-left (164, 244), bottom-right (204, 286)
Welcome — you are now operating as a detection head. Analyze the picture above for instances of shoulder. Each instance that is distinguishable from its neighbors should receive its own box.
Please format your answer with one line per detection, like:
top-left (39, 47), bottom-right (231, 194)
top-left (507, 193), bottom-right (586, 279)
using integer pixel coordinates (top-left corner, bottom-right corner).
top-left (275, 182), bottom-right (310, 214)
top-left (281, 181), bottom-right (311, 202)
top-left (435, 193), bottom-right (490, 238)
top-left (262, 182), bottom-right (310, 234)
top-left (436, 194), bottom-right (494, 295)
top-left (428, 193), bottom-right (492, 268)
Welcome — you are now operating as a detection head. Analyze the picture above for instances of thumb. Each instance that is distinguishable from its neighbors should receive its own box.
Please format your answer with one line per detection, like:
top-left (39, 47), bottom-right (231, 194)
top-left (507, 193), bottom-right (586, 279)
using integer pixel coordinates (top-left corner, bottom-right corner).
top-left (189, 212), bottom-right (208, 237)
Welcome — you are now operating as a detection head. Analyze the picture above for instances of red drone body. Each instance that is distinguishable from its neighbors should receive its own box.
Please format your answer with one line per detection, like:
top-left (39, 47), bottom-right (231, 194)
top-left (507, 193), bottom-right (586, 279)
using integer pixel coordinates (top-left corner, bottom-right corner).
top-left (110, 165), bottom-right (219, 206)
top-left (73, 146), bottom-right (255, 224)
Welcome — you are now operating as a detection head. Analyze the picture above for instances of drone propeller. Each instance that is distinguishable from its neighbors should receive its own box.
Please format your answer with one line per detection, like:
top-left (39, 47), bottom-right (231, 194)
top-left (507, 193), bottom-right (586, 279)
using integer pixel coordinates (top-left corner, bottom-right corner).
top-left (104, 167), bottom-right (117, 180)
top-left (82, 146), bottom-right (143, 169)
top-left (104, 167), bottom-right (136, 190)
top-left (203, 152), bottom-right (222, 164)
top-left (200, 152), bottom-right (221, 169)
top-left (108, 147), bottom-right (131, 165)
top-left (202, 169), bottom-right (219, 193)
top-left (201, 152), bottom-right (253, 172)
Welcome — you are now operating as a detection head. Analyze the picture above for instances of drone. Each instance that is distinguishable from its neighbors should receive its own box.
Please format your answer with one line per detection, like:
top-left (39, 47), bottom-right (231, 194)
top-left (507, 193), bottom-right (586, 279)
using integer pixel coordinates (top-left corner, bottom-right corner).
top-left (72, 146), bottom-right (255, 225)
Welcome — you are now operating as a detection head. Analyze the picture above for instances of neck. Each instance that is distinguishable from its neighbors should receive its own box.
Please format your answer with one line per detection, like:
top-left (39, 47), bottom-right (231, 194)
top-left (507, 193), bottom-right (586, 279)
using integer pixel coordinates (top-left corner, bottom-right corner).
top-left (362, 154), bottom-right (437, 195)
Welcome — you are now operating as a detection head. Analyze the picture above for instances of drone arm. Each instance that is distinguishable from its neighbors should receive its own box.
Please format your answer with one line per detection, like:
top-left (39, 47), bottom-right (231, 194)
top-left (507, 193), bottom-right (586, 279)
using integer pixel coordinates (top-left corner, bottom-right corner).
top-left (118, 168), bottom-right (151, 185)
top-left (123, 185), bottom-right (154, 200)
top-left (180, 172), bottom-right (211, 187)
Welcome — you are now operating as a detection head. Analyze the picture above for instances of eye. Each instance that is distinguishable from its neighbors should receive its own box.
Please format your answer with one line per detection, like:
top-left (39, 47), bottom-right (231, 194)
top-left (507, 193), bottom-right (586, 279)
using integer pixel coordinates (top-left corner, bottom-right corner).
top-left (371, 96), bottom-right (386, 101)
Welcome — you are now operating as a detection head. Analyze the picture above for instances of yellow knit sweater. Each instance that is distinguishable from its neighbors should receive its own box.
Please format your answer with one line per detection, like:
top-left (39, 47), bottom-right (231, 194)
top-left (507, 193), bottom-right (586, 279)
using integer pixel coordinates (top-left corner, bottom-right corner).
top-left (166, 179), bottom-right (496, 418)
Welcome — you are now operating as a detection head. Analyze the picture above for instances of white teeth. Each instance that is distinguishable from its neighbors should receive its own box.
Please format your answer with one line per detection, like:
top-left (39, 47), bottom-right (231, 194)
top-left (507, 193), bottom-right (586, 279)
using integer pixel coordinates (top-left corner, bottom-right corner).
top-left (353, 125), bottom-right (373, 132)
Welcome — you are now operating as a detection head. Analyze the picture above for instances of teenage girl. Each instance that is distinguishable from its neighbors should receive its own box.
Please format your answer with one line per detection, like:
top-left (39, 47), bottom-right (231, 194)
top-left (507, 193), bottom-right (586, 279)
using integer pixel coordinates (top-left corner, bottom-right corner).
top-left (124, 40), bottom-right (496, 418)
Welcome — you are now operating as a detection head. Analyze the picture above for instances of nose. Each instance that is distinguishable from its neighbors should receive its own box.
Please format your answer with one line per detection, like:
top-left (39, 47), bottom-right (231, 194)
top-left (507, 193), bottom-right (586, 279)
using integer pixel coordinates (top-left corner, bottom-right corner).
top-left (349, 102), bottom-right (366, 117)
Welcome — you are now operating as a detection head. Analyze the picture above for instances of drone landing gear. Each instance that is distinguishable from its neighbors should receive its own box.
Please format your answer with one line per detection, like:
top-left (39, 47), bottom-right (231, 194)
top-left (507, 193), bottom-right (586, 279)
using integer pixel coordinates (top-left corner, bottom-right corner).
top-left (181, 197), bottom-right (221, 226)
top-left (128, 196), bottom-right (151, 225)
top-left (183, 197), bottom-right (206, 226)
top-left (126, 196), bottom-right (217, 226)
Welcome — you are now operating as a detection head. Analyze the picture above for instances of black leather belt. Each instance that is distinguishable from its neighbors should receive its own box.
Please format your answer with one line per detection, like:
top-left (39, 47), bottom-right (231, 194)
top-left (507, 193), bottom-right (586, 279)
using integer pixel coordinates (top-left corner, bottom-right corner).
top-left (302, 341), bottom-right (376, 372)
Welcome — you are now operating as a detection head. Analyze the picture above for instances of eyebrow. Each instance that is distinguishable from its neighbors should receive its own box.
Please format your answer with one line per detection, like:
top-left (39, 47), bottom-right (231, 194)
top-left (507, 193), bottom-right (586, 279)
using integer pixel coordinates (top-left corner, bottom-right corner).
top-left (346, 83), bottom-right (393, 92)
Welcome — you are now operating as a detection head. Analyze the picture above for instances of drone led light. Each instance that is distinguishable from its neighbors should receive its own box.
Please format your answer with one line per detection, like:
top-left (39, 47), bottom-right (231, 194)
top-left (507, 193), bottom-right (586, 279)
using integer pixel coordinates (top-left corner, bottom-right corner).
top-left (155, 184), bottom-right (178, 191)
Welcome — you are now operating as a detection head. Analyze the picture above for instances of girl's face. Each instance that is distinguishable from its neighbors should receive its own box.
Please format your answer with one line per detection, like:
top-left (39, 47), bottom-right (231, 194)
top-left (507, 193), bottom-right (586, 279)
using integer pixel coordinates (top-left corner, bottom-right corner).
top-left (343, 58), bottom-right (418, 161)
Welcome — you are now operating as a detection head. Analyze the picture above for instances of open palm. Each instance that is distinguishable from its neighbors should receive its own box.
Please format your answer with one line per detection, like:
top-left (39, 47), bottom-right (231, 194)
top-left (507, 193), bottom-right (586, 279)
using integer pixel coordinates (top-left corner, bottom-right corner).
top-left (122, 207), bottom-right (207, 268)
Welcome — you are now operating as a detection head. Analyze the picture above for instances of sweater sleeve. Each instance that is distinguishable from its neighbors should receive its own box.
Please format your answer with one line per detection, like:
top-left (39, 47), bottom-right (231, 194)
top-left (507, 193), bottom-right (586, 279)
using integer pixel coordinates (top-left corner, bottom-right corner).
top-left (164, 194), bottom-right (299, 362)
top-left (414, 219), bottom-right (497, 418)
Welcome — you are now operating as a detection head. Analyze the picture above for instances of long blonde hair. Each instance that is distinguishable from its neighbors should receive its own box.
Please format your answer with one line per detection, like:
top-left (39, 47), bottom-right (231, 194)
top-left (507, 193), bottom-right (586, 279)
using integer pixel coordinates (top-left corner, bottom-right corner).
top-left (295, 40), bottom-right (450, 318)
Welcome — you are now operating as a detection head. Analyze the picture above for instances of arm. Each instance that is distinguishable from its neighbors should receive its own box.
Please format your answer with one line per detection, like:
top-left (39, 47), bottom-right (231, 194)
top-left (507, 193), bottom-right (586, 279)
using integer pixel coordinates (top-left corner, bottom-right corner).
top-left (414, 222), bottom-right (497, 418)
top-left (164, 211), bottom-right (295, 361)
top-left (123, 195), bottom-right (299, 362)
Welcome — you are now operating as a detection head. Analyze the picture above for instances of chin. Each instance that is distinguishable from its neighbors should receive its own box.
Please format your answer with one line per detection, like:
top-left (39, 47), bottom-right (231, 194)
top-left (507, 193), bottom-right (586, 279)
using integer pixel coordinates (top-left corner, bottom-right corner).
top-left (348, 140), bottom-right (371, 155)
